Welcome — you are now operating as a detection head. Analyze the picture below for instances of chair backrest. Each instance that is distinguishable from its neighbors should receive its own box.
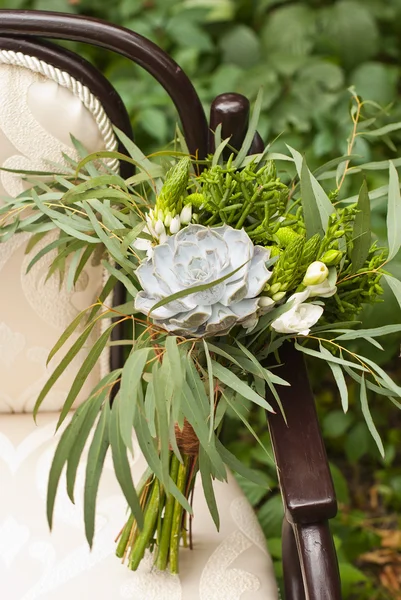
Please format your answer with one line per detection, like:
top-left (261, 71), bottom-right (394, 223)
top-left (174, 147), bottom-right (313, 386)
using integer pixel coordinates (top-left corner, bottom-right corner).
top-left (0, 39), bottom-right (131, 413)
top-left (0, 10), bottom-right (214, 415)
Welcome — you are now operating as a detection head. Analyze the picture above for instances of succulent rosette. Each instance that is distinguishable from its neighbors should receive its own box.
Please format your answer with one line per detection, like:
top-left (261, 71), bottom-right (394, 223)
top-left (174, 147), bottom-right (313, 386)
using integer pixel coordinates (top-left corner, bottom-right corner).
top-left (135, 224), bottom-right (273, 336)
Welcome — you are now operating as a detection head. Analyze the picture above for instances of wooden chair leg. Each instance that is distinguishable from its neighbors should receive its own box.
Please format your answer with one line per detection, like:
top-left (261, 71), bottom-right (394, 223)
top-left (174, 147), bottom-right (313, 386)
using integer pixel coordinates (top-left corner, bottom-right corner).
top-left (282, 517), bottom-right (306, 600)
top-left (293, 521), bottom-right (342, 600)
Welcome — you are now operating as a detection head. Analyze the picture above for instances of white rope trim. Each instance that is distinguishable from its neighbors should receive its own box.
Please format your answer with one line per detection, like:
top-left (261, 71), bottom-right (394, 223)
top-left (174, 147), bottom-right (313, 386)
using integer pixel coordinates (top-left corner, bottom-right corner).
top-left (0, 49), bottom-right (119, 171)
top-left (0, 48), bottom-right (120, 376)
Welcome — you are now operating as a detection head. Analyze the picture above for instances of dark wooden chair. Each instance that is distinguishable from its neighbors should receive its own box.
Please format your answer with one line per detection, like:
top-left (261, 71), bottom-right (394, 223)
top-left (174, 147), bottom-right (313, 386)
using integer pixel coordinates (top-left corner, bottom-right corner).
top-left (0, 10), bottom-right (342, 599)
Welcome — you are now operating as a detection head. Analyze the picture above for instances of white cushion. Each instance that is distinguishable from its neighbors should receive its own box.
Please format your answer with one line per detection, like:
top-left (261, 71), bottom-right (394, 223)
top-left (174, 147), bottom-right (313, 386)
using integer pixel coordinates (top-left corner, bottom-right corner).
top-left (0, 60), bottom-right (110, 414)
top-left (0, 413), bottom-right (278, 600)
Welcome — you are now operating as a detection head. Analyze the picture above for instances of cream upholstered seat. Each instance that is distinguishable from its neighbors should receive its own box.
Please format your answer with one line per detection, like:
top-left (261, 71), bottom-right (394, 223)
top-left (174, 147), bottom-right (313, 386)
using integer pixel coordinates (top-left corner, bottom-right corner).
top-left (0, 58), bottom-right (278, 600)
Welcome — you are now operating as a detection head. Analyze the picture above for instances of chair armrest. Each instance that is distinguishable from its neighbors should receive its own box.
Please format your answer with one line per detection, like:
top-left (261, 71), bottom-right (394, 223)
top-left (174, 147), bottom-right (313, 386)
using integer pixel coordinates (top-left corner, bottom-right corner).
top-left (282, 518), bottom-right (342, 600)
top-left (266, 342), bottom-right (337, 524)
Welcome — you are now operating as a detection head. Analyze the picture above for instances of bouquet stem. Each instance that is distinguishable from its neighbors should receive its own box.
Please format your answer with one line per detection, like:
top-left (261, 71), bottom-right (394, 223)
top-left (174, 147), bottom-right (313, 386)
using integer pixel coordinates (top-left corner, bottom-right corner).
top-left (116, 445), bottom-right (197, 574)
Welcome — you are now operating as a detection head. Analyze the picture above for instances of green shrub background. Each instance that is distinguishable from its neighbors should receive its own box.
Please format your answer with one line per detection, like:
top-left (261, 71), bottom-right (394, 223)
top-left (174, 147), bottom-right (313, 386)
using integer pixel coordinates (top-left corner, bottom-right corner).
top-left (4, 0), bottom-right (401, 596)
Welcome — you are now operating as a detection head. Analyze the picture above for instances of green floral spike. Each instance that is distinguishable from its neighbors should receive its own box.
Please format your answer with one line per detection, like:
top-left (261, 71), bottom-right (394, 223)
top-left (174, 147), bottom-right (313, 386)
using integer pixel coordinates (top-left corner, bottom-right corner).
top-left (293, 233), bottom-right (321, 285)
top-left (268, 235), bottom-right (305, 293)
top-left (274, 226), bottom-right (302, 248)
top-left (156, 157), bottom-right (191, 215)
top-left (184, 192), bottom-right (212, 210)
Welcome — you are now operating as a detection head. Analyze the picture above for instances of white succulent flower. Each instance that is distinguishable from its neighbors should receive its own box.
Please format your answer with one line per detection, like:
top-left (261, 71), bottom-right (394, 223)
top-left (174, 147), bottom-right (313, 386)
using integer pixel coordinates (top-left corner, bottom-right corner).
top-left (303, 261), bottom-right (329, 286)
top-left (271, 289), bottom-right (323, 336)
top-left (134, 224), bottom-right (273, 337)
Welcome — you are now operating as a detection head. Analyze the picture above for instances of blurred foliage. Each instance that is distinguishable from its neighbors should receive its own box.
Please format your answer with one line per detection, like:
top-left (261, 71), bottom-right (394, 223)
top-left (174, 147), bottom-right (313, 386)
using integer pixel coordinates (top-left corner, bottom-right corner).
top-left (4, 0), bottom-right (401, 595)
top-left (6, 0), bottom-right (401, 161)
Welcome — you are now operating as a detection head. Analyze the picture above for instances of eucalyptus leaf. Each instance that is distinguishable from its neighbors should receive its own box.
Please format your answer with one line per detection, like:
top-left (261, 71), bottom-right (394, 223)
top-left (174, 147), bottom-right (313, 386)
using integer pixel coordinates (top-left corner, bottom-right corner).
top-left (387, 161), bottom-right (401, 261)
top-left (84, 402), bottom-right (110, 547)
top-left (57, 322), bottom-right (118, 430)
top-left (358, 122), bottom-right (401, 137)
top-left (102, 260), bottom-right (138, 299)
top-left (360, 375), bottom-right (384, 457)
top-left (199, 447), bottom-right (220, 530)
top-left (181, 380), bottom-right (226, 480)
top-left (47, 401), bottom-right (92, 529)
top-left (351, 180), bottom-right (371, 273)
top-left (120, 348), bottom-right (151, 451)
top-left (34, 321), bottom-right (98, 418)
top-left (153, 362), bottom-right (170, 488)
top-left (211, 360), bottom-right (275, 413)
top-left (383, 274), bottom-right (401, 311)
top-left (109, 396), bottom-right (144, 529)
top-left (294, 342), bottom-right (369, 372)
top-left (83, 201), bottom-right (134, 271)
top-left (215, 439), bottom-right (267, 486)
top-left (319, 344), bottom-right (349, 413)
top-left (203, 340), bottom-right (215, 441)
top-left (66, 376), bottom-right (116, 502)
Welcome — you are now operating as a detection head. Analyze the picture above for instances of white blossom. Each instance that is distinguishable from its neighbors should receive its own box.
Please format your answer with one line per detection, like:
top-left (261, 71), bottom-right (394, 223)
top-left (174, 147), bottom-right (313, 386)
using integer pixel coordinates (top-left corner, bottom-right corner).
top-left (271, 289), bottom-right (323, 336)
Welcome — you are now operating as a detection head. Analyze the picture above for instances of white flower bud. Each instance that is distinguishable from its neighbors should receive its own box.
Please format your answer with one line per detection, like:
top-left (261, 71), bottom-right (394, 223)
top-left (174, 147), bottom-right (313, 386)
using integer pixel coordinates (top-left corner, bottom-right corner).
top-left (159, 231), bottom-right (168, 244)
top-left (164, 212), bottom-right (172, 227)
top-left (303, 261), bottom-right (329, 286)
top-left (145, 216), bottom-right (156, 237)
top-left (259, 296), bottom-right (275, 308)
top-left (272, 291), bottom-right (286, 302)
top-left (180, 204), bottom-right (192, 225)
top-left (155, 219), bottom-right (166, 236)
top-left (269, 283), bottom-right (282, 295)
top-left (169, 215), bottom-right (181, 234)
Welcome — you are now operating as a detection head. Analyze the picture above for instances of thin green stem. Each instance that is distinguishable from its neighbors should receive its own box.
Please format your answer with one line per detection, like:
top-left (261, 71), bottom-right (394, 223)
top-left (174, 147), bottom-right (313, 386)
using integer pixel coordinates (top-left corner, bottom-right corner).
top-left (155, 453), bottom-right (180, 570)
top-left (129, 478), bottom-right (165, 570)
top-left (169, 454), bottom-right (190, 574)
top-left (115, 513), bottom-right (135, 558)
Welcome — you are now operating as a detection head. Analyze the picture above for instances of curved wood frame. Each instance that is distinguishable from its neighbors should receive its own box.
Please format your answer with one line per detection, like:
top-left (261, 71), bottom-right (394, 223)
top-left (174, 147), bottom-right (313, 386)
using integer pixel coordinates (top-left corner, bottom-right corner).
top-left (0, 10), bottom-right (342, 598)
top-left (0, 36), bottom-right (133, 179)
top-left (0, 9), bottom-right (208, 160)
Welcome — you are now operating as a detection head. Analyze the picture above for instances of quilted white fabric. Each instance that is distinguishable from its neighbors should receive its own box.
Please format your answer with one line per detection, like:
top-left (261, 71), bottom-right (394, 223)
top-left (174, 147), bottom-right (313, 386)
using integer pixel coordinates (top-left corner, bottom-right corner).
top-left (0, 413), bottom-right (278, 600)
top-left (0, 59), bottom-right (278, 599)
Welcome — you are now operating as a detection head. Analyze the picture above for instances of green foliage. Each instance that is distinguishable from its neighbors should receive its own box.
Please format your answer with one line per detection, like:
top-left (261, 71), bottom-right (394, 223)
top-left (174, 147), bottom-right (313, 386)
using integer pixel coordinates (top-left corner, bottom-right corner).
top-left (14, 0), bottom-right (401, 162)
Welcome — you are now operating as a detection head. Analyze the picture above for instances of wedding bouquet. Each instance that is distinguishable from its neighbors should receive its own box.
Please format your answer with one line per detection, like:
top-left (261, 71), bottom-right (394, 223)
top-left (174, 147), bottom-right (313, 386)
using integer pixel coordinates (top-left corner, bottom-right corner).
top-left (1, 91), bottom-right (401, 574)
